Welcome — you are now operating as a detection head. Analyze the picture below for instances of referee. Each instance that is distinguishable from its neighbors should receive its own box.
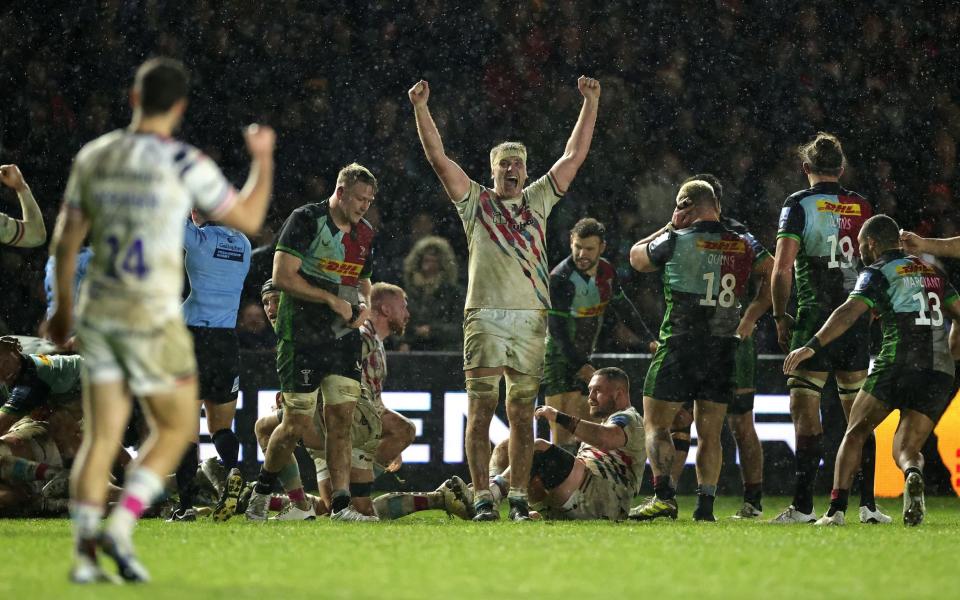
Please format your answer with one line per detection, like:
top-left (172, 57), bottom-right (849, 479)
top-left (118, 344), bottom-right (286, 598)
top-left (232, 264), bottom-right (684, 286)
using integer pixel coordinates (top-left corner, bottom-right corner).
top-left (170, 210), bottom-right (251, 521)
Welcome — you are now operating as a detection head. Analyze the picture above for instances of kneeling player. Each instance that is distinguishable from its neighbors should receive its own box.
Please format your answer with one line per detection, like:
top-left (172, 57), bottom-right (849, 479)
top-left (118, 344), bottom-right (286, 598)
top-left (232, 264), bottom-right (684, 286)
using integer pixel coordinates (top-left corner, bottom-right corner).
top-left (784, 215), bottom-right (959, 526)
top-left (376, 368), bottom-right (644, 521)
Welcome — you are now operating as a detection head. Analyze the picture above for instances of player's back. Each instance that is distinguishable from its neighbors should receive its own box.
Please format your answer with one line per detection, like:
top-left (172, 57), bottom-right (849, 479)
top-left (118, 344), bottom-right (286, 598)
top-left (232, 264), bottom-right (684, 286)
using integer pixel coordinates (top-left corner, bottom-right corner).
top-left (182, 221), bottom-right (251, 329)
top-left (852, 252), bottom-right (956, 375)
top-left (778, 182), bottom-right (872, 311)
top-left (66, 130), bottom-right (236, 330)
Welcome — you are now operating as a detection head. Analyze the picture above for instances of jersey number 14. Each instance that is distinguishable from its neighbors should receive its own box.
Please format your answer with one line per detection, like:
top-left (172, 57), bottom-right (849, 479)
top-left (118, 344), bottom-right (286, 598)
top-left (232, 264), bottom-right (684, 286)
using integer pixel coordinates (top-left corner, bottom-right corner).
top-left (105, 235), bottom-right (149, 279)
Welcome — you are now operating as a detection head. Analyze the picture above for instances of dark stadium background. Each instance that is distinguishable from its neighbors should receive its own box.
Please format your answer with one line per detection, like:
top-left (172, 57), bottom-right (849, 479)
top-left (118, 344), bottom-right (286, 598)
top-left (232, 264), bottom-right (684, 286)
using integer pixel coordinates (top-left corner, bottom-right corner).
top-left (2, 1), bottom-right (959, 494)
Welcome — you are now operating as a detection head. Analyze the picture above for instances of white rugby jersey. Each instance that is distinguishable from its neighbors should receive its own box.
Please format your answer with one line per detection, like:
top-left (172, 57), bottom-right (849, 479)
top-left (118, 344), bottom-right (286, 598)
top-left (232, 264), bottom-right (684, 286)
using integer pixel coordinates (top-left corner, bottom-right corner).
top-left (64, 129), bottom-right (237, 330)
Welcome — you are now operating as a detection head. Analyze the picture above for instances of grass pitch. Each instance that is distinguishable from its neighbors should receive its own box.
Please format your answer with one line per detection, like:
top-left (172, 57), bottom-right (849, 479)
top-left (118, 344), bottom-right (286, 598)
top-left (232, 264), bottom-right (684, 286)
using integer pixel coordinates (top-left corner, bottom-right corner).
top-left (1, 496), bottom-right (957, 599)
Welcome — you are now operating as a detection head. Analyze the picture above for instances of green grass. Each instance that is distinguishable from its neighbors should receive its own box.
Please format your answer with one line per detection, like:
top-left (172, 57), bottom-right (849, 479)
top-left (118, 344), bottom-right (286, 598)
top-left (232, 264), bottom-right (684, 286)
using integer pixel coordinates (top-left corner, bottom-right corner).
top-left (1, 496), bottom-right (958, 599)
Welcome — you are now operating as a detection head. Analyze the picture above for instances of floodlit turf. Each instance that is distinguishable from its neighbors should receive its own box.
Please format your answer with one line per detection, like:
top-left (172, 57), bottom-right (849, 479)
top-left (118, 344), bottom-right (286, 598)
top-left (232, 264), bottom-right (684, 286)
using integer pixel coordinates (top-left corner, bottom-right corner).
top-left (1, 496), bottom-right (957, 599)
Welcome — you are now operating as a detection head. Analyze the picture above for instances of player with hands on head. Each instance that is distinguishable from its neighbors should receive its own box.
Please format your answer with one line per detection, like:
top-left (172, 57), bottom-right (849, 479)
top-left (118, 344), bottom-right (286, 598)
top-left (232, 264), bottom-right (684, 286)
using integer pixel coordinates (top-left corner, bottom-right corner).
top-left (409, 75), bottom-right (600, 521)
top-left (783, 215), bottom-right (960, 526)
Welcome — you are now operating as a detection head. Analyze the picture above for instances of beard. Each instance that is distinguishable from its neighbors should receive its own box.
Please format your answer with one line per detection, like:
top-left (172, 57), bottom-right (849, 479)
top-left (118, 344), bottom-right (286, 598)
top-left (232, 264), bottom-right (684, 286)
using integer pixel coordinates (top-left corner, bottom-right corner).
top-left (389, 318), bottom-right (407, 337)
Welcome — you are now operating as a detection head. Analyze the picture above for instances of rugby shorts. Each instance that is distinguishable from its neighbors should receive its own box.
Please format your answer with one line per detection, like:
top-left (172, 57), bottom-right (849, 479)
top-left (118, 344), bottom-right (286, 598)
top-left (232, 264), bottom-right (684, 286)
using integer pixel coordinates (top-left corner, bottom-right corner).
top-left (790, 306), bottom-right (870, 373)
top-left (864, 365), bottom-right (954, 422)
top-left (189, 326), bottom-right (239, 404)
top-left (463, 308), bottom-right (547, 376)
top-left (643, 336), bottom-right (738, 404)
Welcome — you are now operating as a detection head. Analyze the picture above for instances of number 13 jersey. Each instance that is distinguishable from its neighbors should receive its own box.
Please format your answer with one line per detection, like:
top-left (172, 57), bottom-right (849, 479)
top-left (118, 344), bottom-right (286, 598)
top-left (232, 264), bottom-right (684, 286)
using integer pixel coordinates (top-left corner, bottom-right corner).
top-left (64, 130), bottom-right (238, 331)
top-left (777, 181), bottom-right (873, 311)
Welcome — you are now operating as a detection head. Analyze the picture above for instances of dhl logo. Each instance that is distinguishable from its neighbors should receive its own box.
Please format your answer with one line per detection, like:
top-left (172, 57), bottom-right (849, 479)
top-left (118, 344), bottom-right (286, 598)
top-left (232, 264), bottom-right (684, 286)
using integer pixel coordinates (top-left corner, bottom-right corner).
top-left (816, 200), bottom-right (861, 215)
top-left (696, 240), bottom-right (745, 253)
top-left (317, 258), bottom-right (363, 277)
top-left (895, 263), bottom-right (937, 277)
top-left (576, 302), bottom-right (609, 317)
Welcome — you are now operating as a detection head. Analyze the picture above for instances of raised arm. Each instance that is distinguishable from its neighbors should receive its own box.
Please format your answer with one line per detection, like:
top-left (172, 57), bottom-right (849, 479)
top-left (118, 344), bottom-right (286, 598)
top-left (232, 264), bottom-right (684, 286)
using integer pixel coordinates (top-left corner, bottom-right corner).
top-left (408, 81), bottom-right (470, 201)
top-left (900, 230), bottom-right (960, 258)
top-left (216, 125), bottom-right (276, 235)
top-left (782, 297), bottom-right (869, 373)
top-left (548, 76), bottom-right (601, 193)
top-left (47, 206), bottom-right (89, 346)
top-left (0, 164), bottom-right (46, 248)
top-left (771, 237), bottom-right (799, 351)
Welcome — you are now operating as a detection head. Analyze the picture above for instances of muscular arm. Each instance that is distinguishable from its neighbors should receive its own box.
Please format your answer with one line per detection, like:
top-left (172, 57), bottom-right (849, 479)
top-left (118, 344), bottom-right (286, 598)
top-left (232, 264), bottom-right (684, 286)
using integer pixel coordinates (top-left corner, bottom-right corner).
top-left (900, 231), bottom-right (960, 258)
top-left (629, 241), bottom-right (659, 273)
top-left (571, 419), bottom-right (627, 451)
top-left (272, 251), bottom-right (338, 306)
top-left (813, 298), bottom-right (871, 346)
top-left (548, 77), bottom-right (601, 193)
top-left (771, 237), bottom-right (799, 317)
top-left (408, 81), bottom-right (470, 201)
top-left (47, 206), bottom-right (90, 345)
top-left (0, 165), bottom-right (46, 248)
top-left (737, 255), bottom-right (774, 338)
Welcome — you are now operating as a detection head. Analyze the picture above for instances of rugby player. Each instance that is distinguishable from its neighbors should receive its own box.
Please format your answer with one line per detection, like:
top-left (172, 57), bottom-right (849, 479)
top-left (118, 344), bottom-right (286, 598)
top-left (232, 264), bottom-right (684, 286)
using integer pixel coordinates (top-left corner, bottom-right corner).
top-left (0, 336), bottom-right (82, 436)
top-left (168, 210), bottom-right (251, 522)
top-left (661, 174), bottom-right (772, 519)
top-left (771, 133), bottom-right (889, 524)
top-left (48, 57), bottom-right (275, 583)
top-left (628, 180), bottom-right (770, 522)
top-left (248, 163), bottom-right (376, 522)
top-left (544, 218), bottom-right (655, 455)
top-left (0, 415), bottom-right (74, 516)
top-left (376, 367), bottom-right (644, 522)
top-left (783, 215), bottom-right (959, 526)
top-left (408, 75), bottom-right (600, 521)
top-left (0, 164), bottom-right (46, 248)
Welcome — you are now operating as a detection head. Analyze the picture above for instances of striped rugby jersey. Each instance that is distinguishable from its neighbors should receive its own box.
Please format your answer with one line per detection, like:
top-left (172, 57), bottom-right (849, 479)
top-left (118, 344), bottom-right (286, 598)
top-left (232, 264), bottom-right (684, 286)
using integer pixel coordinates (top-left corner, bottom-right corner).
top-left (64, 130), bottom-right (237, 331)
top-left (577, 406), bottom-right (645, 499)
top-left (359, 320), bottom-right (387, 413)
top-left (455, 173), bottom-right (563, 310)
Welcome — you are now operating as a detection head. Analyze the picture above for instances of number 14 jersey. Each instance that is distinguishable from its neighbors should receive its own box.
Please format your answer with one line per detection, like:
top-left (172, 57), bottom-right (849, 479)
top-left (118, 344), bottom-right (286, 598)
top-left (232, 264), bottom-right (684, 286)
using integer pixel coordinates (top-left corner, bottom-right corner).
top-left (777, 182), bottom-right (873, 311)
top-left (64, 130), bottom-right (238, 331)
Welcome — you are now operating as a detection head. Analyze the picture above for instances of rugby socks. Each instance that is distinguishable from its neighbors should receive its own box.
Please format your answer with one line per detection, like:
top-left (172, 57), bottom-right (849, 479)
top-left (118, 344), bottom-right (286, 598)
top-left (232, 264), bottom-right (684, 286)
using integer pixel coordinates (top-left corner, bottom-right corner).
top-left (174, 443), bottom-right (199, 511)
top-left (744, 482), bottom-right (763, 510)
top-left (372, 492), bottom-right (441, 519)
top-left (474, 488), bottom-right (495, 511)
top-left (653, 475), bottom-right (675, 500)
top-left (694, 484), bottom-right (716, 520)
top-left (828, 488), bottom-right (849, 516)
top-left (0, 456), bottom-right (55, 481)
top-left (69, 501), bottom-right (103, 554)
top-left (490, 476), bottom-right (507, 503)
top-left (276, 461), bottom-right (301, 492)
top-left (106, 467), bottom-right (164, 541)
top-left (793, 434), bottom-right (823, 514)
top-left (254, 469), bottom-right (279, 495)
top-left (507, 487), bottom-right (529, 510)
top-left (269, 496), bottom-right (290, 512)
top-left (331, 489), bottom-right (351, 513)
top-left (858, 433), bottom-right (877, 510)
top-left (212, 428), bottom-right (240, 471)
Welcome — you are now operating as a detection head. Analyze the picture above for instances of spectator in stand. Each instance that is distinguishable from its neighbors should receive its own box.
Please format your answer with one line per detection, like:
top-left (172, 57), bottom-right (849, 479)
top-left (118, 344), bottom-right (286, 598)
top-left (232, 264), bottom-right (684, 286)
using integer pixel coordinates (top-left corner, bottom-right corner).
top-left (400, 236), bottom-right (464, 352)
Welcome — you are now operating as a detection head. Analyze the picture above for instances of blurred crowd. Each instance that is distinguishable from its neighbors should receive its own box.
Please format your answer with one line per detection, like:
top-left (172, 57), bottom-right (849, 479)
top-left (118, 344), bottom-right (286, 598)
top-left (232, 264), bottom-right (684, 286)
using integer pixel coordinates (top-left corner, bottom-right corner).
top-left (2, 0), bottom-right (960, 353)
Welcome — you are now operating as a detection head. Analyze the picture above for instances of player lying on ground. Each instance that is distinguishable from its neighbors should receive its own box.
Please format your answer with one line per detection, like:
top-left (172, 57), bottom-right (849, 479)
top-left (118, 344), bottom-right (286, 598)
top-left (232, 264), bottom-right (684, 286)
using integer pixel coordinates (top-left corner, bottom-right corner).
top-left (375, 367), bottom-right (645, 522)
top-left (409, 74), bottom-right (600, 521)
top-left (0, 336), bottom-right (83, 436)
top-left (784, 215), bottom-right (960, 527)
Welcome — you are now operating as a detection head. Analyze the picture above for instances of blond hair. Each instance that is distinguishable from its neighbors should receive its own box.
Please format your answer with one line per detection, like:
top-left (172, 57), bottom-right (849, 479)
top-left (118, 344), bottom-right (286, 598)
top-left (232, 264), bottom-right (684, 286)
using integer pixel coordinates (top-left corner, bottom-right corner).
top-left (489, 141), bottom-right (527, 172)
top-left (336, 162), bottom-right (378, 194)
top-left (370, 282), bottom-right (405, 311)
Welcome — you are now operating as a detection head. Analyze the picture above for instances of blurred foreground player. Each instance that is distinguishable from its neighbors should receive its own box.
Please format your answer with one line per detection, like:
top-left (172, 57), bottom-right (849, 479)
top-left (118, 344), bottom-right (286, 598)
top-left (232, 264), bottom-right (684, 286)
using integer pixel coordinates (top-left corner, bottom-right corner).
top-left (771, 133), bottom-right (888, 524)
top-left (48, 57), bottom-right (275, 582)
top-left (785, 216), bottom-right (960, 526)
top-left (409, 75), bottom-right (600, 521)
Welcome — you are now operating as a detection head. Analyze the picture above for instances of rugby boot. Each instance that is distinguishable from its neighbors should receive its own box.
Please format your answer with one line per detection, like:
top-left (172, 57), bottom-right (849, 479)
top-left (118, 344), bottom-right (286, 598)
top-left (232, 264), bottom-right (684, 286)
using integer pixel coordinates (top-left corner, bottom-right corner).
top-left (628, 496), bottom-right (678, 521)
top-left (902, 471), bottom-right (925, 527)
top-left (439, 476), bottom-right (474, 520)
top-left (472, 500), bottom-right (500, 522)
top-left (165, 507), bottom-right (198, 522)
top-left (98, 531), bottom-right (150, 583)
top-left (212, 467), bottom-right (243, 522)
top-left (271, 502), bottom-right (317, 521)
top-left (244, 488), bottom-right (270, 521)
top-left (331, 506), bottom-right (379, 522)
top-left (814, 510), bottom-right (846, 526)
top-left (508, 497), bottom-right (533, 522)
top-left (69, 538), bottom-right (119, 585)
top-left (859, 505), bottom-right (892, 524)
top-left (200, 457), bottom-right (226, 495)
top-left (731, 502), bottom-right (763, 520)
top-left (769, 505), bottom-right (816, 524)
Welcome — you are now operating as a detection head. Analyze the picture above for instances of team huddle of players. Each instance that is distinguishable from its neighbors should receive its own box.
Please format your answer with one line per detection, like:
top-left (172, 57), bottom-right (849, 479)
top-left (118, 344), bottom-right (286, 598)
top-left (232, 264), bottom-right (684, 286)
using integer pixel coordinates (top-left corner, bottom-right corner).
top-left (1, 57), bottom-right (957, 585)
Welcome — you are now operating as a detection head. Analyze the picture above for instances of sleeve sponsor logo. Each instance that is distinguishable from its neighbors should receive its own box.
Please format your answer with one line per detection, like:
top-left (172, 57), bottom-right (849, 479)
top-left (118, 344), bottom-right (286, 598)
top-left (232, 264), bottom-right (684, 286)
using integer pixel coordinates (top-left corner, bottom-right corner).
top-left (816, 200), bottom-right (861, 216)
top-left (778, 206), bottom-right (791, 228)
top-left (854, 270), bottom-right (873, 291)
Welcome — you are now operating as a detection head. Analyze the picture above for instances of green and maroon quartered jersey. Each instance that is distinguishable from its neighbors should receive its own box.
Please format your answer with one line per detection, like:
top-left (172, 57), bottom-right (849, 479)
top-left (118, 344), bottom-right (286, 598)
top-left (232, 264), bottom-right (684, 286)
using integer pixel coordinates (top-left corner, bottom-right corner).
top-left (849, 250), bottom-right (958, 376)
top-left (647, 221), bottom-right (766, 340)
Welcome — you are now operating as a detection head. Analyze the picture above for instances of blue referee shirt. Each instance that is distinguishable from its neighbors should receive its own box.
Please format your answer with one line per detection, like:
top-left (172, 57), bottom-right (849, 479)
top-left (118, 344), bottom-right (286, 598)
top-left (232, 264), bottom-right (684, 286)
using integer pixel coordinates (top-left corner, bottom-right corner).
top-left (44, 246), bottom-right (94, 319)
top-left (183, 219), bottom-right (251, 328)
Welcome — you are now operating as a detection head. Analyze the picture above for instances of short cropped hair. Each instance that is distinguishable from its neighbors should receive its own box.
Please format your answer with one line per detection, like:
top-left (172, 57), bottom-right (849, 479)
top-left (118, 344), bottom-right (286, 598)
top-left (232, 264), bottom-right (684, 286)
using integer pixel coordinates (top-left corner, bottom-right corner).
top-left (860, 214), bottom-right (900, 248)
top-left (594, 366), bottom-right (629, 390)
top-left (678, 180), bottom-right (718, 209)
top-left (336, 163), bottom-right (378, 194)
top-left (570, 218), bottom-right (606, 242)
top-left (370, 282), bottom-right (405, 311)
top-left (798, 132), bottom-right (845, 176)
top-left (685, 173), bottom-right (723, 204)
top-left (489, 141), bottom-right (527, 171)
top-left (135, 58), bottom-right (189, 116)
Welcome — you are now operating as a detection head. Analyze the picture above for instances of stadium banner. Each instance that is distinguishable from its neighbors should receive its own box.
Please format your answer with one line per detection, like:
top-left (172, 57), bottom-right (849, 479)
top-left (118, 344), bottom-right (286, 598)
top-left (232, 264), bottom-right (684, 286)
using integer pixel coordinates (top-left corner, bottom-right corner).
top-left (229, 350), bottom-right (960, 497)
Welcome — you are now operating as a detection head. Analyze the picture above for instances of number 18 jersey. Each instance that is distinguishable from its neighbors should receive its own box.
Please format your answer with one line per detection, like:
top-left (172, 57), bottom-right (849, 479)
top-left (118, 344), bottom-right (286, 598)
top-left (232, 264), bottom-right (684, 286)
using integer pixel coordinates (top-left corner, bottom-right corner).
top-left (64, 130), bottom-right (238, 331)
top-left (777, 181), bottom-right (872, 311)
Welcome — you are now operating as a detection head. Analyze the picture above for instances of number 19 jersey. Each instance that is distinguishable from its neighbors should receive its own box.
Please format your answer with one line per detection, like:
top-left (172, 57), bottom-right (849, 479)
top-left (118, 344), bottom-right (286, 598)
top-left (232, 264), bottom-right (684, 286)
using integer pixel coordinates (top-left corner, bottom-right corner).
top-left (777, 181), bottom-right (872, 311)
top-left (64, 130), bottom-right (238, 331)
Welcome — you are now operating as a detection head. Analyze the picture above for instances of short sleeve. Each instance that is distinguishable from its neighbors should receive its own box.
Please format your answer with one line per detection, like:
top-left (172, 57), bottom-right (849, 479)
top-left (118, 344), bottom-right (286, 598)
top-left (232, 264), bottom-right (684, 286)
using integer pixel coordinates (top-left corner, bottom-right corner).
top-left (849, 267), bottom-right (885, 308)
top-left (0, 213), bottom-right (20, 246)
top-left (453, 180), bottom-right (483, 229)
top-left (179, 149), bottom-right (238, 220)
top-left (275, 208), bottom-right (315, 261)
top-left (777, 197), bottom-right (805, 242)
top-left (184, 218), bottom-right (202, 251)
top-left (646, 230), bottom-right (675, 268)
top-left (359, 244), bottom-right (374, 279)
top-left (743, 230), bottom-right (771, 265)
top-left (523, 173), bottom-right (564, 218)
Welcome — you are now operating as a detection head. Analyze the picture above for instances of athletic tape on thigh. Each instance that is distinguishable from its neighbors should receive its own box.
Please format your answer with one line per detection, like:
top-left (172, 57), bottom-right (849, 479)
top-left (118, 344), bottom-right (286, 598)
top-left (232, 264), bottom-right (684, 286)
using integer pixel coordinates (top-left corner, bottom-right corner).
top-left (320, 375), bottom-right (361, 406)
top-left (465, 375), bottom-right (501, 403)
top-left (837, 378), bottom-right (867, 397)
top-left (281, 390), bottom-right (319, 414)
top-left (505, 372), bottom-right (540, 403)
top-left (530, 444), bottom-right (576, 489)
top-left (787, 375), bottom-right (825, 395)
